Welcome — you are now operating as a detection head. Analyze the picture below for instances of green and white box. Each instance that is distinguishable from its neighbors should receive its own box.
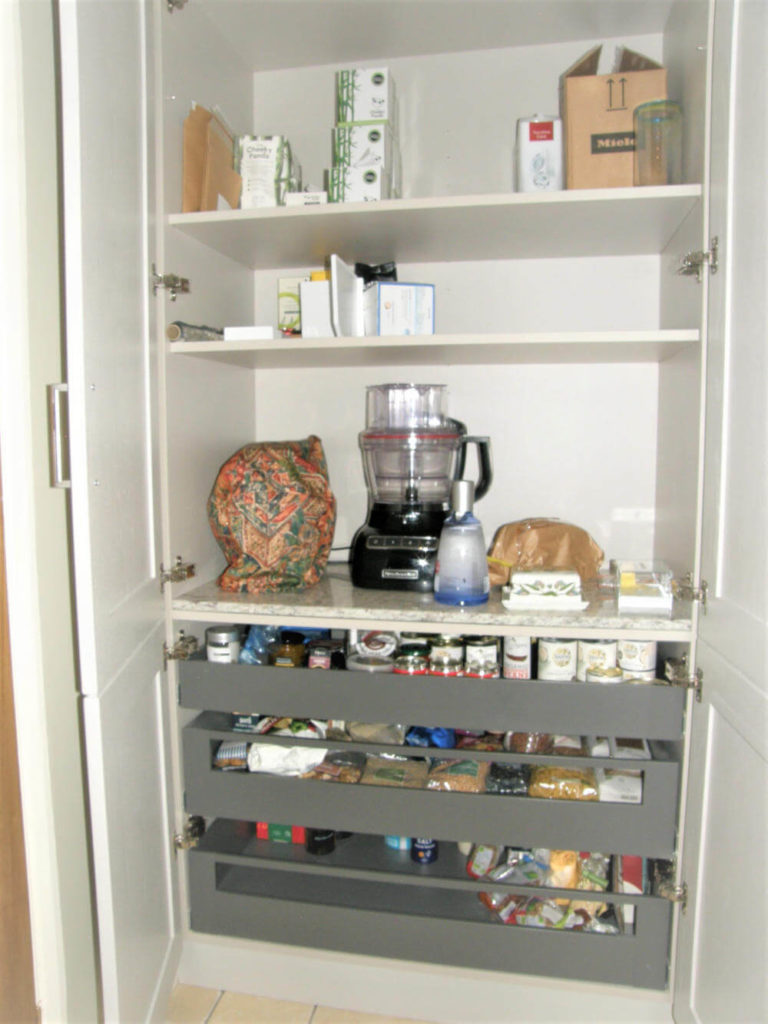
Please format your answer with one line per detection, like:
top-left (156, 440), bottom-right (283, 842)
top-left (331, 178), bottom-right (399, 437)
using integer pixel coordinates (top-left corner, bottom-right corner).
top-left (329, 164), bottom-right (392, 203)
top-left (238, 135), bottom-right (300, 208)
top-left (336, 67), bottom-right (396, 124)
top-left (334, 121), bottom-right (395, 170)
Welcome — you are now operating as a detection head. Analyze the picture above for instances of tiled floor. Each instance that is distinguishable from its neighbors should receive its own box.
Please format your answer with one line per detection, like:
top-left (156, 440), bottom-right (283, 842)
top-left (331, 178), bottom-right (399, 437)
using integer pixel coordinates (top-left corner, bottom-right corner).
top-left (165, 984), bottom-right (436, 1024)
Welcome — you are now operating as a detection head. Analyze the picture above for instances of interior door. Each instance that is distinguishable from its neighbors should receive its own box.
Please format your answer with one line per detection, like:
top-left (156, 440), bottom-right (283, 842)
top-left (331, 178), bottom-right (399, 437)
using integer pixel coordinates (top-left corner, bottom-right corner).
top-left (58, 0), bottom-right (180, 1020)
top-left (673, 0), bottom-right (768, 1020)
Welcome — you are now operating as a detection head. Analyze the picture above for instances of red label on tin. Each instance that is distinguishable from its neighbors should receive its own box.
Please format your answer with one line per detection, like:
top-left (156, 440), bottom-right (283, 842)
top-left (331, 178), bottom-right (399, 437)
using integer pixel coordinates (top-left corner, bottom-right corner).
top-left (529, 121), bottom-right (554, 141)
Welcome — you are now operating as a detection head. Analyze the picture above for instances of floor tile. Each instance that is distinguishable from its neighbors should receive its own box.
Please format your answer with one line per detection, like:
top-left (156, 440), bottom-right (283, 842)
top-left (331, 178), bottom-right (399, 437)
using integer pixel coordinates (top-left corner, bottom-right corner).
top-left (312, 1007), bottom-right (436, 1024)
top-left (208, 991), bottom-right (314, 1024)
top-left (165, 984), bottom-right (221, 1023)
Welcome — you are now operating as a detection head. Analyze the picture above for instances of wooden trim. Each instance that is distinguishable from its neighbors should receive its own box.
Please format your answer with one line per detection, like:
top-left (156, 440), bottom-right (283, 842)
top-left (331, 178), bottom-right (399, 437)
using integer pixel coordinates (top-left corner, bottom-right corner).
top-left (0, 468), bottom-right (39, 1023)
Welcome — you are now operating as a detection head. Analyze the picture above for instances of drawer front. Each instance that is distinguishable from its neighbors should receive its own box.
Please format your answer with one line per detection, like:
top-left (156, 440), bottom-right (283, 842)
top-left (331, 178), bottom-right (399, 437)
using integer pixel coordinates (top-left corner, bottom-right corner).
top-left (187, 850), bottom-right (672, 990)
top-left (178, 660), bottom-right (686, 741)
top-left (183, 726), bottom-right (680, 858)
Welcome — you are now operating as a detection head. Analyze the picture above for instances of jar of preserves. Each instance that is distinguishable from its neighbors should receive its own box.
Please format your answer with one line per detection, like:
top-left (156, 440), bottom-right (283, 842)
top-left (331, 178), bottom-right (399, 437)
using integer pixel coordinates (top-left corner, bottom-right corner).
top-left (267, 630), bottom-right (306, 668)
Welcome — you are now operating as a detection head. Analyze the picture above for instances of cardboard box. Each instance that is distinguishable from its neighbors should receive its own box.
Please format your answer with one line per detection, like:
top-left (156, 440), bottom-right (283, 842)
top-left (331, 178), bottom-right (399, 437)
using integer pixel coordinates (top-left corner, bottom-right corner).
top-left (237, 135), bottom-right (301, 208)
top-left (363, 282), bottom-right (435, 336)
top-left (560, 46), bottom-right (667, 189)
top-left (336, 67), bottom-right (396, 124)
top-left (299, 280), bottom-right (334, 338)
top-left (278, 275), bottom-right (309, 335)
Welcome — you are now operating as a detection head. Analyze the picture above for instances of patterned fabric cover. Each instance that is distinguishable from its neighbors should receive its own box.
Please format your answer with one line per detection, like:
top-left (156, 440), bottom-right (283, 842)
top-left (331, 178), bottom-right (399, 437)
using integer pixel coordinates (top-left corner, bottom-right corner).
top-left (208, 435), bottom-right (336, 592)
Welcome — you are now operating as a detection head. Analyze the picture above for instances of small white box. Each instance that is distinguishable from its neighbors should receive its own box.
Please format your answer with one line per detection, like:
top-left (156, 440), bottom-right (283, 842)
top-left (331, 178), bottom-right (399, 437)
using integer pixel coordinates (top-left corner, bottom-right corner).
top-left (363, 282), bottom-right (435, 336)
top-left (329, 165), bottom-right (391, 203)
top-left (223, 325), bottom-right (275, 341)
top-left (299, 280), bottom-right (334, 338)
top-left (284, 190), bottom-right (327, 206)
top-left (238, 135), bottom-right (300, 208)
top-left (336, 67), bottom-right (396, 124)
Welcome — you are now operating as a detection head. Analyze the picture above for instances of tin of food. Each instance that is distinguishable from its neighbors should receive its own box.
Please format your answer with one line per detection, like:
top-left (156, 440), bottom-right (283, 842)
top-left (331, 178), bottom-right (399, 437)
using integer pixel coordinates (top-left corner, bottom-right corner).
top-left (537, 638), bottom-right (578, 680)
top-left (206, 624), bottom-right (241, 663)
top-left (576, 638), bottom-right (618, 681)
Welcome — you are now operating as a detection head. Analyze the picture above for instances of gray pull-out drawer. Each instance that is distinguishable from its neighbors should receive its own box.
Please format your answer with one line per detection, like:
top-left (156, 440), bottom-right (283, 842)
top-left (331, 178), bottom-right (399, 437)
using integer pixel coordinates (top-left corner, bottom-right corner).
top-left (187, 823), bottom-right (672, 990)
top-left (178, 659), bottom-right (686, 740)
top-left (183, 721), bottom-right (680, 858)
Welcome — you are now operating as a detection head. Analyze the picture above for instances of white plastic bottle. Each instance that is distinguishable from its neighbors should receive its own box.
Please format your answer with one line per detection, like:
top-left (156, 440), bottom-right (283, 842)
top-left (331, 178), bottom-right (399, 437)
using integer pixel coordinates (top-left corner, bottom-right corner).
top-left (433, 480), bottom-right (489, 606)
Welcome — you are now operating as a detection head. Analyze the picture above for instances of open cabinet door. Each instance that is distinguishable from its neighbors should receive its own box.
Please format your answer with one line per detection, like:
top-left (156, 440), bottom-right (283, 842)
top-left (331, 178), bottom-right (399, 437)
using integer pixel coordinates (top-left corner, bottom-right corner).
top-left (673, 1), bottom-right (768, 1020)
top-left (58, 0), bottom-right (180, 1020)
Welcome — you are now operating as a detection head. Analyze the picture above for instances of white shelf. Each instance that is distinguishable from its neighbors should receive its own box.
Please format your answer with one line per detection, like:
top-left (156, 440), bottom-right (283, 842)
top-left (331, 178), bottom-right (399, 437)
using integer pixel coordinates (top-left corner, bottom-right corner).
top-left (169, 329), bottom-right (699, 369)
top-left (168, 186), bottom-right (702, 270)
top-left (172, 565), bottom-right (694, 641)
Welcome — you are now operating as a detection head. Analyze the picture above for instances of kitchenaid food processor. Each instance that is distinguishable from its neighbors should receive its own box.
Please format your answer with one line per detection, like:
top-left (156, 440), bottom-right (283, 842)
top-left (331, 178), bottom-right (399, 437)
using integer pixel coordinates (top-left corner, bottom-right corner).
top-left (350, 384), bottom-right (492, 591)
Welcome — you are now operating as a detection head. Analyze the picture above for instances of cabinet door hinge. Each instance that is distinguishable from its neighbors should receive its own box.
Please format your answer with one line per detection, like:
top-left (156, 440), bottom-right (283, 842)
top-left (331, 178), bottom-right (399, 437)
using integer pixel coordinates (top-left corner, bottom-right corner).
top-left (160, 555), bottom-right (196, 592)
top-left (673, 572), bottom-right (708, 610)
top-left (163, 630), bottom-right (199, 669)
top-left (658, 880), bottom-right (688, 911)
top-left (173, 815), bottom-right (205, 853)
top-left (152, 263), bottom-right (190, 301)
top-left (165, 0), bottom-right (188, 14)
top-left (677, 236), bottom-right (719, 283)
top-left (665, 655), bottom-right (703, 702)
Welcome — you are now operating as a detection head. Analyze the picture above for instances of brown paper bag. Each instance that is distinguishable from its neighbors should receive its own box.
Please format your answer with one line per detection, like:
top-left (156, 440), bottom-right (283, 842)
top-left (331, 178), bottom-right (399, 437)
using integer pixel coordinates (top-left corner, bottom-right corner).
top-left (182, 105), bottom-right (241, 212)
top-left (487, 518), bottom-right (604, 586)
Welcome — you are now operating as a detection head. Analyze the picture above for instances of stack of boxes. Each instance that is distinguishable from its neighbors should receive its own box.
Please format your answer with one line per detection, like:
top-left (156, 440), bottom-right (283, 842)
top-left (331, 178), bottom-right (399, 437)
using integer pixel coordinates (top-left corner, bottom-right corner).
top-left (330, 68), bottom-right (402, 202)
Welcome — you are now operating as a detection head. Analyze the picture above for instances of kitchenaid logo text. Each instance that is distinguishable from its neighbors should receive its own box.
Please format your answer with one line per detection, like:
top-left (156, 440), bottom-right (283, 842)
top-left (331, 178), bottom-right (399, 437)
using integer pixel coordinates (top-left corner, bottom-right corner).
top-left (591, 131), bottom-right (636, 154)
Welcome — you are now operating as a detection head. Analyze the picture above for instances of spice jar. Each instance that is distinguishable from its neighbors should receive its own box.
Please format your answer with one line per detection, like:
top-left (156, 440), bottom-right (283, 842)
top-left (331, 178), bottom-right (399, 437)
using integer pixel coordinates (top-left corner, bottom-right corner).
top-left (267, 630), bottom-right (306, 667)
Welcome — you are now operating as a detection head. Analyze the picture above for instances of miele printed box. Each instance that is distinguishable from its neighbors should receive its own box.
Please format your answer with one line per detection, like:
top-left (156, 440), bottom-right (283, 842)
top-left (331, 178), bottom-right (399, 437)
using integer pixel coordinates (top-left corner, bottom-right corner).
top-left (560, 45), bottom-right (667, 189)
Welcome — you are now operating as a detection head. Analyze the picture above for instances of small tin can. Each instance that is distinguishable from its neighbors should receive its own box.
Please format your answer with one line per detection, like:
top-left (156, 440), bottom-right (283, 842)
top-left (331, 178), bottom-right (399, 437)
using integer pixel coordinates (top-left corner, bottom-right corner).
top-left (618, 639), bottom-right (658, 672)
top-left (206, 625), bottom-right (241, 663)
top-left (502, 637), bottom-right (532, 679)
top-left (537, 638), bottom-right (578, 680)
top-left (393, 654), bottom-right (429, 675)
top-left (576, 639), bottom-right (618, 681)
top-left (464, 636), bottom-right (500, 677)
top-left (515, 114), bottom-right (563, 192)
top-left (411, 838), bottom-right (438, 864)
top-left (307, 641), bottom-right (333, 669)
top-left (352, 630), bottom-right (399, 658)
top-left (346, 653), bottom-right (395, 673)
top-left (586, 666), bottom-right (624, 684)
top-left (623, 668), bottom-right (657, 683)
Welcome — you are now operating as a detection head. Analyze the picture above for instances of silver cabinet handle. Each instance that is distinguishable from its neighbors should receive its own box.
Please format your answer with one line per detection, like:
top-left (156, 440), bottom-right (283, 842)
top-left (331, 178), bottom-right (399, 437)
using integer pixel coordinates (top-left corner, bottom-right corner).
top-left (47, 383), bottom-right (71, 488)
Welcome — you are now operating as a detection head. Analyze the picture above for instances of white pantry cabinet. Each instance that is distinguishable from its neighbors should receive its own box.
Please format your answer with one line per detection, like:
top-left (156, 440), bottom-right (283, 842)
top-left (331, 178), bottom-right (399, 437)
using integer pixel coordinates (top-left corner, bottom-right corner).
top-left (53, 1), bottom-right (766, 1023)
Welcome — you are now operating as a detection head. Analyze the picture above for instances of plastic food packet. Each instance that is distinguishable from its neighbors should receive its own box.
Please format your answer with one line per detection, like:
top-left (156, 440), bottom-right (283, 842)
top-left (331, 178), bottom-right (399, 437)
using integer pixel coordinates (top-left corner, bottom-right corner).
top-left (485, 762), bottom-right (530, 795)
top-left (239, 624), bottom-right (281, 664)
top-left (347, 722), bottom-right (406, 744)
top-left (213, 740), bottom-right (249, 770)
top-left (504, 732), bottom-right (553, 754)
top-left (301, 749), bottom-right (366, 783)
top-left (426, 759), bottom-right (490, 793)
top-left (271, 718), bottom-right (328, 739)
top-left (466, 844), bottom-right (503, 879)
top-left (550, 735), bottom-right (587, 756)
top-left (360, 754), bottom-right (429, 788)
top-left (571, 852), bottom-right (611, 915)
top-left (528, 765), bottom-right (599, 801)
top-left (457, 733), bottom-right (504, 751)
top-left (405, 726), bottom-right (456, 748)
top-left (246, 743), bottom-right (328, 776)
top-left (486, 518), bottom-right (604, 587)
top-left (596, 768), bottom-right (643, 803)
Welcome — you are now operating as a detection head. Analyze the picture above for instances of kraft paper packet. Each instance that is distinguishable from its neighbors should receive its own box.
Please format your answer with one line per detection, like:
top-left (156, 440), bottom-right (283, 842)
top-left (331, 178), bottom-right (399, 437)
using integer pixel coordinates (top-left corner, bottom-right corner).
top-left (487, 518), bottom-right (604, 586)
top-left (183, 104), bottom-right (241, 212)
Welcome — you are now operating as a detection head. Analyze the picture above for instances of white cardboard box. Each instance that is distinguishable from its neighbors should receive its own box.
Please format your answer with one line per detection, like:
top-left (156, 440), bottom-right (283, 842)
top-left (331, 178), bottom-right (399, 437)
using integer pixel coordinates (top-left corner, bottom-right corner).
top-left (299, 280), bottom-right (334, 338)
top-left (336, 67), bottom-right (396, 124)
top-left (238, 135), bottom-right (300, 208)
top-left (333, 121), bottom-right (395, 170)
top-left (363, 282), bottom-right (435, 336)
top-left (329, 164), bottom-right (391, 203)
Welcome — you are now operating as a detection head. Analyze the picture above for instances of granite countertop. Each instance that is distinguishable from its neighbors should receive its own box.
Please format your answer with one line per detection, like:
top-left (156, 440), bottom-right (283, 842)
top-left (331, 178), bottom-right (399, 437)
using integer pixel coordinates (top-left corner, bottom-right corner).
top-left (172, 564), bottom-right (694, 639)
